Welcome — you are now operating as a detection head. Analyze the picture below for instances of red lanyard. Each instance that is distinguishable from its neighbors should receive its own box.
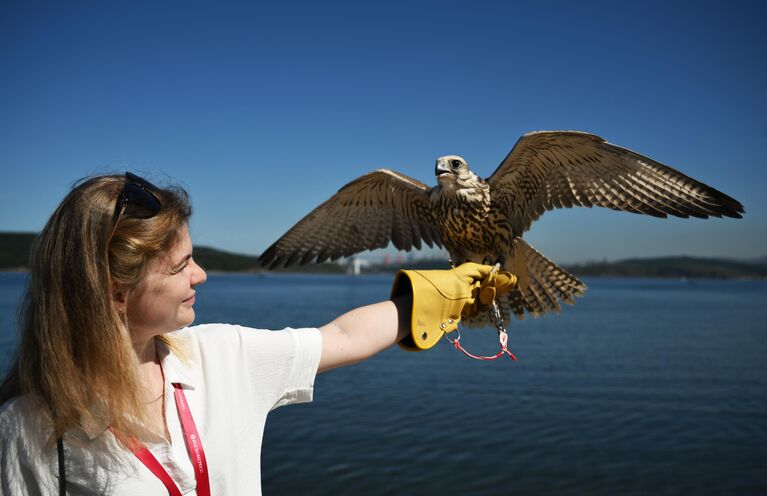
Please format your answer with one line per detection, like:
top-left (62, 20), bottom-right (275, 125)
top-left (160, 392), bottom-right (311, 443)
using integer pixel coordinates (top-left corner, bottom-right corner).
top-left (110, 383), bottom-right (211, 496)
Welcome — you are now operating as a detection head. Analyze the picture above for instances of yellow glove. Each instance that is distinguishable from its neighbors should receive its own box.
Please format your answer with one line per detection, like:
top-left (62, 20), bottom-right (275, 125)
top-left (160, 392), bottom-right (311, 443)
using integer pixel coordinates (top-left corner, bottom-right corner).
top-left (390, 262), bottom-right (517, 351)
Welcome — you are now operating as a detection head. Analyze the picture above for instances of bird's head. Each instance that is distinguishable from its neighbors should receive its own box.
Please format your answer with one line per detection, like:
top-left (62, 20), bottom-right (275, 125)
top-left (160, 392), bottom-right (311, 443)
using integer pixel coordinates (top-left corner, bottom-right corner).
top-left (435, 155), bottom-right (480, 187)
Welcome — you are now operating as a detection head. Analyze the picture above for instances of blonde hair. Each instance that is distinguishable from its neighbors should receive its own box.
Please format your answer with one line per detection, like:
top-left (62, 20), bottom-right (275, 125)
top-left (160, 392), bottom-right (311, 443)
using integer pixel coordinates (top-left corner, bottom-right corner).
top-left (0, 173), bottom-right (192, 443)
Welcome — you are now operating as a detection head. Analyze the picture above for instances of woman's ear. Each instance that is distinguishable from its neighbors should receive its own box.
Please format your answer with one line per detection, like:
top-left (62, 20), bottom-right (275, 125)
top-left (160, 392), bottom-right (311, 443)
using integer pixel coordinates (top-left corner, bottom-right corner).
top-left (112, 286), bottom-right (128, 314)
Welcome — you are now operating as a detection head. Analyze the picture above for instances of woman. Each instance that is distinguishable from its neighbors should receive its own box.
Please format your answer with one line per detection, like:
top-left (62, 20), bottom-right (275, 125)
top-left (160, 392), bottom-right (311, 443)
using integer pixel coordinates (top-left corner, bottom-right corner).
top-left (0, 172), bottom-right (512, 495)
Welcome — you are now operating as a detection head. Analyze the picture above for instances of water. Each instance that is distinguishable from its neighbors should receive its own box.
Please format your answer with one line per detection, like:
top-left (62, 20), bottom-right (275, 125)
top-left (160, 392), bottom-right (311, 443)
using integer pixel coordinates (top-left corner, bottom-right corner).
top-left (1, 272), bottom-right (765, 495)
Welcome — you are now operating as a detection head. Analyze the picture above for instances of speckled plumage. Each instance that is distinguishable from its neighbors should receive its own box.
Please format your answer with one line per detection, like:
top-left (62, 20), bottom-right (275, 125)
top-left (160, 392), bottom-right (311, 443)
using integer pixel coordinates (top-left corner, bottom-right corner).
top-left (260, 131), bottom-right (744, 324)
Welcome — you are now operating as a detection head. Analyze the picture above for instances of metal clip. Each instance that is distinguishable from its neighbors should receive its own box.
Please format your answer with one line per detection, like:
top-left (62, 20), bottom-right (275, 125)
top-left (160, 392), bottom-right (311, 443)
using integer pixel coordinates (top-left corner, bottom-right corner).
top-left (444, 327), bottom-right (461, 344)
top-left (490, 299), bottom-right (507, 334)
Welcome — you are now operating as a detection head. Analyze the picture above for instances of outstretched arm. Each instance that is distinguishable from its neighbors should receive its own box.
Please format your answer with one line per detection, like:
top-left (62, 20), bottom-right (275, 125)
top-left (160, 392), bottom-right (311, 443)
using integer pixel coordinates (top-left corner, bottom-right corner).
top-left (318, 295), bottom-right (411, 373)
top-left (316, 263), bottom-right (517, 373)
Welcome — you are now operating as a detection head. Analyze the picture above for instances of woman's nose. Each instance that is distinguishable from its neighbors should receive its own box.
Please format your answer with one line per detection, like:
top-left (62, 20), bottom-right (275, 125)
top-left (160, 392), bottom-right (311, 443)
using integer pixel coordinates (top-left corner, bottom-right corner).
top-left (190, 258), bottom-right (207, 286)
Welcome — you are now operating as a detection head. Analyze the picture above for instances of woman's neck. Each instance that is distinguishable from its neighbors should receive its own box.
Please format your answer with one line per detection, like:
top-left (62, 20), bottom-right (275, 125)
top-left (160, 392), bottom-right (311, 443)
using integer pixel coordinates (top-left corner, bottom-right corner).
top-left (132, 336), bottom-right (169, 439)
top-left (133, 336), bottom-right (158, 365)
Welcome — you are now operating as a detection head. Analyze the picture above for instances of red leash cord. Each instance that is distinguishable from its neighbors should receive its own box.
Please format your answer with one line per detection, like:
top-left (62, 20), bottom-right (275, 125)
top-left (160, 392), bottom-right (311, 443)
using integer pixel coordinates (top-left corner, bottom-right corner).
top-left (446, 328), bottom-right (518, 361)
top-left (445, 299), bottom-right (518, 362)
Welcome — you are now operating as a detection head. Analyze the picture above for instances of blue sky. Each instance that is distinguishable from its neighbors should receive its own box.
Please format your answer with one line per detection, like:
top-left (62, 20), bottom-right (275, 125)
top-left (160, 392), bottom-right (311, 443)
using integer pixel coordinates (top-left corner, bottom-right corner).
top-left (1, 0), bottom-right (765, 264)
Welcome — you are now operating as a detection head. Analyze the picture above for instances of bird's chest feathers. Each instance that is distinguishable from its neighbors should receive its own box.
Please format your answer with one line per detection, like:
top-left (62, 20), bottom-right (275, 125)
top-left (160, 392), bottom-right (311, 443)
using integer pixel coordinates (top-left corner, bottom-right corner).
top-left (432, 184), bottom-right (493, 251)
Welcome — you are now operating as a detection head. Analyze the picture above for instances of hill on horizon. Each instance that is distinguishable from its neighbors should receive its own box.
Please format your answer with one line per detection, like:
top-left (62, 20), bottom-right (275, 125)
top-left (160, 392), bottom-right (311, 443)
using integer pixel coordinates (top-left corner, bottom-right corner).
top-left (1, 232), bottom-right (765, 278)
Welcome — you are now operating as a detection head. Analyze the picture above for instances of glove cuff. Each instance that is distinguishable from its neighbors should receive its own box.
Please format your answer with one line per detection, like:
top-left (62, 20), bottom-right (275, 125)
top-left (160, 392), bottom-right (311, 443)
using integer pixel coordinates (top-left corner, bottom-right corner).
top-left (391, 270), bottom-right (466, 351)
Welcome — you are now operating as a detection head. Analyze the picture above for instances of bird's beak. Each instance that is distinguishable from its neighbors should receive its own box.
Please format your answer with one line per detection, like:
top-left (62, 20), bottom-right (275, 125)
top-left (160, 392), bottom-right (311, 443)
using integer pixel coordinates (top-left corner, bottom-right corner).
top-left (435, 160), bottom-right (451, 177)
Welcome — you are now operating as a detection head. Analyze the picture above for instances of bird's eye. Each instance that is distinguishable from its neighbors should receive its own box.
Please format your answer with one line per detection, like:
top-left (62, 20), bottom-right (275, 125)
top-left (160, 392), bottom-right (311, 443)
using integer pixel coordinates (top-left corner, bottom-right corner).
top-left (450, 159), bottom-right (462, 168)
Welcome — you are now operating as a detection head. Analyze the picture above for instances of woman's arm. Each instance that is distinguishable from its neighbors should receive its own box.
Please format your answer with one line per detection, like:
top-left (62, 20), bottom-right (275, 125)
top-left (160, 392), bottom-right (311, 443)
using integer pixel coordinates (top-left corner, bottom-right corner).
top-left (317, 295), bottom-right (411, 373)
top-left (316, 263), bottom-right (516, 373)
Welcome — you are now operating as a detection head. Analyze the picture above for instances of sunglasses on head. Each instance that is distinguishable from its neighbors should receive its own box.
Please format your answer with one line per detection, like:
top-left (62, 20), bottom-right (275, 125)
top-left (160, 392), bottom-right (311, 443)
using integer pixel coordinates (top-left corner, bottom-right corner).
top-left (112, 172), bottom-right (162, 225)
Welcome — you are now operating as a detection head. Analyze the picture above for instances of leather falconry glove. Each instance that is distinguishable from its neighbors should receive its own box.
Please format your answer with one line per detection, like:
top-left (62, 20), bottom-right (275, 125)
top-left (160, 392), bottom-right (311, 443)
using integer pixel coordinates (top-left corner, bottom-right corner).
top-left (391, 262), bottom-right (517, 351)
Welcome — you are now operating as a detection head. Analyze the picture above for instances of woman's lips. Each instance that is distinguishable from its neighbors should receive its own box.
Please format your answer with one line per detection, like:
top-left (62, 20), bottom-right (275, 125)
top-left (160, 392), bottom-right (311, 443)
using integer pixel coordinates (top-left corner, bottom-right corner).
top-left (183, 294), bottom-right (196, 305)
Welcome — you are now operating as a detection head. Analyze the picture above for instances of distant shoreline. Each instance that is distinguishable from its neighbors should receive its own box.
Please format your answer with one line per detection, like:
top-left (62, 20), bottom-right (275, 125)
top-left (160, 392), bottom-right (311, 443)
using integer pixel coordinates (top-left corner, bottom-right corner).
top-left (1, 232), bottom-right (765, 279)
top-left (2, 269), bottom-right (766, 281)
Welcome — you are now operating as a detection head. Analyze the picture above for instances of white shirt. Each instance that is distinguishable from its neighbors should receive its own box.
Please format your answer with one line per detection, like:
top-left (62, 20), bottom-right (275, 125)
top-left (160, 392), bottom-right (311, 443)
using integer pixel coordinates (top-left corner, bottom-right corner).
top-left (0, 324), bottom-right (323, 495)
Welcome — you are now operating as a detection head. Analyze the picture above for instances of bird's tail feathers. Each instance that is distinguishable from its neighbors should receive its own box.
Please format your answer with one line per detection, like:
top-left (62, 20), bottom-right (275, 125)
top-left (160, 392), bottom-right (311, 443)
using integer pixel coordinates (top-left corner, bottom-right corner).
top-left (462, 237), bottom-right (586, 328)
top-left (505, 237), bottom-right (586, 319)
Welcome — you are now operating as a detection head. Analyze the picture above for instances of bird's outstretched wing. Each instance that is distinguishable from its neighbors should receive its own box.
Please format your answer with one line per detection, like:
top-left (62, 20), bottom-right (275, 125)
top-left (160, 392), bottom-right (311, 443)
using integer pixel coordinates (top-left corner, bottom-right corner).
top-left (260, 169), bottom-right (442, 269)
top-left (487, 131), bottom-right (745, 235)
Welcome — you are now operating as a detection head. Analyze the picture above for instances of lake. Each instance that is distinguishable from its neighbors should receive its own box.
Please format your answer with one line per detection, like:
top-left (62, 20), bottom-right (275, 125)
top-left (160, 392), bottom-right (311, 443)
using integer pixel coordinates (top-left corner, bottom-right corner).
top-left (1, 272), bottom-right (765, 495)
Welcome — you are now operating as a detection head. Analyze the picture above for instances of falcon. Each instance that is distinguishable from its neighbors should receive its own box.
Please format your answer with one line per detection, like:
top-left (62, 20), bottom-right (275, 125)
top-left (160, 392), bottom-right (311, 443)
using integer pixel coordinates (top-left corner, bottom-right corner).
top-left (259, 131), bottom-right (744, 324)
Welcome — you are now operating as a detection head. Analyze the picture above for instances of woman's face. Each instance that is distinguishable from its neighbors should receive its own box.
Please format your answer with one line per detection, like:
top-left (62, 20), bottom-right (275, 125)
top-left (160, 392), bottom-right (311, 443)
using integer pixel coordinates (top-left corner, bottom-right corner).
top-left (126, 225), bottom-right (207, 341)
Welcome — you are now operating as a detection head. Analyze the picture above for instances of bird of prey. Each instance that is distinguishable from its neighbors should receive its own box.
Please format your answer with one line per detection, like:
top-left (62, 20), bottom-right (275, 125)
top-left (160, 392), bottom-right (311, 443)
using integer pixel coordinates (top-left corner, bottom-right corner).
top-left (260, 131), bottom-right (744, 324)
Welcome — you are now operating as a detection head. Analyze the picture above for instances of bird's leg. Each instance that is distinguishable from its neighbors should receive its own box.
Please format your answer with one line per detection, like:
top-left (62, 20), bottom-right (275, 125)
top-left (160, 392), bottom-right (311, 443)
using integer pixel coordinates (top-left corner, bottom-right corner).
top-left (487, 260), bottom-right (505, 326)
top-left (489, 262), bottom-right (501, 276)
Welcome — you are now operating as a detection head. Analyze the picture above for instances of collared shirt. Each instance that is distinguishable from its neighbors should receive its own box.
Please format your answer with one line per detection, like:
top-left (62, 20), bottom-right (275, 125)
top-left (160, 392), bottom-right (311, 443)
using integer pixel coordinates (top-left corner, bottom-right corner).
top-left (0, 324), bottom-right (322, 495)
